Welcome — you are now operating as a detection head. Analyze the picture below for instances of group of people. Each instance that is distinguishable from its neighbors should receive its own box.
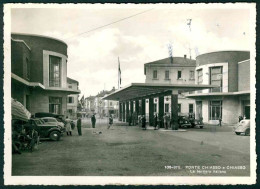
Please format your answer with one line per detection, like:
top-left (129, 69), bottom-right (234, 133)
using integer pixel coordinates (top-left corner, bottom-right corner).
top-left (90, 113), bottom-right (113, 129)
top-left (64, 116), bottom-right (82, 136)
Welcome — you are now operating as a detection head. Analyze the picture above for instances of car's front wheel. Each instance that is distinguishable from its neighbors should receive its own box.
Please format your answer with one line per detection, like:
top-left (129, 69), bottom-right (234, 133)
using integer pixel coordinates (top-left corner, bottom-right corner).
top-left (235, 132), bottom-right (241, 135)
top-left (49, 131), bottom-right (61, 141)
top-left (245, 128), bottom-right (250, 136)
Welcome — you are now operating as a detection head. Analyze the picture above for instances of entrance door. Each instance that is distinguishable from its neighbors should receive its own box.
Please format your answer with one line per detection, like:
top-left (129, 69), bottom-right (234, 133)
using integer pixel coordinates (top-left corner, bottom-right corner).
top-left (245, 106), bottom-right (250, 119)
top-left (196, 101), bottom-right (202, 119)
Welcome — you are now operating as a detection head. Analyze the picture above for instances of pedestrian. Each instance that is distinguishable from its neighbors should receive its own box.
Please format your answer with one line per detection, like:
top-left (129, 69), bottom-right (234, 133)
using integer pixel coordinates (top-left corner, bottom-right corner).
top-left (65, 116), bottom-right (72, 136)
top-left (107, 114), bottom-right (113, 129)
top-left (238, 115), bottom-right (243, 123)
top-left (163, 113), bottom-right (167, 129)
top-left (154, 113), bottom-right (158, 130)
top-left (141, 115), bottom-right (146, 130)
top-left (128, 114), bottom-right (132, 126)
top-left (166, 114), bottom-right (171, 129)
top-left (91, 114), bottom-right (96, 128)
top-left (77, 116), bottom-right (82, 136)
top-left (218, 116), bottom-right (222, 127)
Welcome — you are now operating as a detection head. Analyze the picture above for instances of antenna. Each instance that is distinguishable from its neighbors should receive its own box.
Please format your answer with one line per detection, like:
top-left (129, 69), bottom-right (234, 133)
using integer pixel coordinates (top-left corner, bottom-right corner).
top-left (167, 43), bottom-right (173, 64)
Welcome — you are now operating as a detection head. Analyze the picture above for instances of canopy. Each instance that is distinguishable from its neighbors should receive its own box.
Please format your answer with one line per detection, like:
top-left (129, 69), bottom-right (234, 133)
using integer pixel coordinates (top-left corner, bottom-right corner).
top-left (103, 83), bottom-right (217, 101)
top-left (11, 98), bottom-right (31, 121)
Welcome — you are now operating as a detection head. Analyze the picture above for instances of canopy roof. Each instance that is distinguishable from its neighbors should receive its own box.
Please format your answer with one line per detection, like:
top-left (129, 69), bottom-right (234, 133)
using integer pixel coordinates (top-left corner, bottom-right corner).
top-left (103, 83), bottom-right (217, 101)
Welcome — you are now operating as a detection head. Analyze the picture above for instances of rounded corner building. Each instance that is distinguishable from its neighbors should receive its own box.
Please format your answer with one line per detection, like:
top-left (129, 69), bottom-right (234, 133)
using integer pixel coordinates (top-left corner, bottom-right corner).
top-left (186, 50), bottom-right (250, 125)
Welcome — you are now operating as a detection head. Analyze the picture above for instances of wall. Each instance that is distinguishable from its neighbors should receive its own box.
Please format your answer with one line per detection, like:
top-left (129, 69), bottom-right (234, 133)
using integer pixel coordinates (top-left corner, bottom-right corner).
top-left (222, 96), bottom-right (239, 124)
top-left (11, 40), bottom-right (31, 80)
top-left (196, 51), bottom-right (250, 92)
top-left (238, 60), bottom-right (250, 91)
top-left (29, 89), bottom-right (67, 115)
top-left (145, 65), bottom-right (195, 84)
top-left (11, 33), bottom-right (67, 85)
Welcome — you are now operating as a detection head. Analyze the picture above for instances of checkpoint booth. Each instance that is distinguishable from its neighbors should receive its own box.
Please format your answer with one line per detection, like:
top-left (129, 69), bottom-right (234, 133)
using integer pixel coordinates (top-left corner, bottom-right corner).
top-left (103, 83), bottom-right (215, 130)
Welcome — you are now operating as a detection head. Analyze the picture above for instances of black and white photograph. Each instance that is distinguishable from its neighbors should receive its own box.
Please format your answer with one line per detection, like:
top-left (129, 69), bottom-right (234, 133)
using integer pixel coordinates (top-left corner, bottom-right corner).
top-left (3, 3), bottom-right (256, 185)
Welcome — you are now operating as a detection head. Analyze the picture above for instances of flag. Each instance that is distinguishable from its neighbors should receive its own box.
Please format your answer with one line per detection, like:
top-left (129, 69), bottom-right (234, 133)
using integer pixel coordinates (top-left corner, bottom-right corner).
top-left (118, 57), bottom-right (121, 89)
top-left (187, 19), bottom-right (192, 32)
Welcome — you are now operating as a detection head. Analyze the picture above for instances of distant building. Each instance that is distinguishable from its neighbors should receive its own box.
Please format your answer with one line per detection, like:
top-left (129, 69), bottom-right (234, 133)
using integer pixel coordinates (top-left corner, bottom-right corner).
top-left (186, 51), bottom-right (250, 124)
top-left (94, 87), bottom-right (117, 118)
top-left (144, 56), bottom-right (196, 116)
top-left (66, 77), bottom-right (79, 119)
top-left (85, 95), bottom-right (95, 115)
top-left (11, 33), bottom-right (80, 116)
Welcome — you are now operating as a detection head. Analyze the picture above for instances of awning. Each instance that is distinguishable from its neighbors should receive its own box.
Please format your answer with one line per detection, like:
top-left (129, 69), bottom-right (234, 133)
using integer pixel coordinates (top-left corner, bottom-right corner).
top-left (103, 83), bottom-right (217, 101)
top-left (185, 90), bottom-right (250, 98)
top-left (11, 98), bottom-right (31, 121)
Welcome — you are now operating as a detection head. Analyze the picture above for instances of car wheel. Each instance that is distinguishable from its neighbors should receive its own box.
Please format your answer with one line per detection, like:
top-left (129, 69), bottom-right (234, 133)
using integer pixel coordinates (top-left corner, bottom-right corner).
top-left (245, 128), bottom-right (250, 136)
top-left (235, 132), bottom-right (241, 135)
top-left (200, 126), bottom-right (203, 129)
top-left (49, 131), bottom-right (61, 141)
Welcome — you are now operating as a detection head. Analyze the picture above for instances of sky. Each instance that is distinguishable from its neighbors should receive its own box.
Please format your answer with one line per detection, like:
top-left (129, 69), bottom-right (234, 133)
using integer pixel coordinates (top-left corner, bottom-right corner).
top-left (11, 4), bottom-right (251, 98)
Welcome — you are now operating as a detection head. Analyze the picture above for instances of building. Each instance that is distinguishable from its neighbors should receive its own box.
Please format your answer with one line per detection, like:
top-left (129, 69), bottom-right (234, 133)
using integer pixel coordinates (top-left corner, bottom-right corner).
top-left (93, 87), bottom-right (117, 118)
top-left (144, 56), bottom-right (196, 116)
top-left (66, 77), bottom-right (79, 119)
top-left (85, 95), bottom-right (95, 115)
top-left (11, 33), bottom-right (80, 116)
top-left (186, 51), bottom-right (250, 124)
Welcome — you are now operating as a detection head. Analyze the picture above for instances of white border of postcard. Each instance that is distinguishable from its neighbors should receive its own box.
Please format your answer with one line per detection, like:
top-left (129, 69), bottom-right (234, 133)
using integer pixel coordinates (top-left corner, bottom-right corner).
top-left (3, 3), bottom-right (257, 185)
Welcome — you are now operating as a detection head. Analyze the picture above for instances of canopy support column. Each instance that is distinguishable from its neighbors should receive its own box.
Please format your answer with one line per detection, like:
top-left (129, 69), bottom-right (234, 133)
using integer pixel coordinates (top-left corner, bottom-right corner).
top-left (171, 90), bottom-right (179, 130)
top-left (119, 102), bottom-right (122, 121)
top-left (122, 102), bottom-right (126, 122)
top-left (149, 97), bottom-right (154, 126)
top-left (141, 99), bottom-right (145, 116)
top-left (126, 101), bottom-right (129, 124)
top-left (159, 95), bottom-right (164, 128)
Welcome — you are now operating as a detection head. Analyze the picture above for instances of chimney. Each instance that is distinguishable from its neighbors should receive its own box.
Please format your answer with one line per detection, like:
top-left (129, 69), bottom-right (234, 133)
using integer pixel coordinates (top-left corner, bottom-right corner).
top-left (184, 54), bottom-right (187, 59)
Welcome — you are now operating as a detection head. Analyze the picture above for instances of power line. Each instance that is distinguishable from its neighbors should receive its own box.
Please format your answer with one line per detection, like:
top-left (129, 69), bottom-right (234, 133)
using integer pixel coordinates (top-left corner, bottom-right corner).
top-left (65, 8), bottom-right (154, 40)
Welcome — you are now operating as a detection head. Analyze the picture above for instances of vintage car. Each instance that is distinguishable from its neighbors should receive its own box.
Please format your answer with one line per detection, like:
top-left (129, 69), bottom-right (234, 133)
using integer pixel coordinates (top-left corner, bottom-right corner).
top-left (41, 117), bottom-right (65, 132)
top-left (193, 119), bottom-right (204, 129)
top-left (24, 118), bottom-right (63, 141)
top-left (235, 120), bottom-right (250, 136)
top-left (178, 116), bottom-right (192, 128)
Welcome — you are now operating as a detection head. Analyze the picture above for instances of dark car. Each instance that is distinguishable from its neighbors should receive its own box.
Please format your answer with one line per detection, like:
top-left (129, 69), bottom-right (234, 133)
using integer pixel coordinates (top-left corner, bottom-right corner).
top-left (193, 119), bottom-right (204, 129)
top-left (178, 116), bottom-right (192, 128)
top-left (24, 118), bottom-right (63, 141)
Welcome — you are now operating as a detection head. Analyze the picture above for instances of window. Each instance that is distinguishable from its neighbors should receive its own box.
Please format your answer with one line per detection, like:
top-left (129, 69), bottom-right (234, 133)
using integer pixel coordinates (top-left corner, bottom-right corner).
top-left (177, 71), bottom-right (182, 79)
top-left (178, 104), bottom-right (181, 113)
top-left (210, 67), bottom-right (222, 92)
top-left (189, 104), bottom-right (194, 113)
top-left (153, 70), bottom-right (157, 79)
top-left (189, 71), bottom-right (194, 80)
top-left (154, 104), bottom-right (157, 113)
top-left (26, 58), bottom-right (30, 79)
top-left (165, 104), bottom-right (169, 113)
top-left (68, 97), bottom-right (74, 103)
top-left (49, 56), bottom-right (61, 87)
top-left (209, 101), bottom-right (222, 120)
top-left (68, 85), bottom-right (72, 89)
top-left (197, 69), bottom-right (203, 84)
top-left (68, 109), bottom-right (73, 114)
top-left (49, 97), bottom-right (62, 114)
top-left (110, 102), bottom-right (112, 106)
top-left (165, 70), bottom-right (170, 80)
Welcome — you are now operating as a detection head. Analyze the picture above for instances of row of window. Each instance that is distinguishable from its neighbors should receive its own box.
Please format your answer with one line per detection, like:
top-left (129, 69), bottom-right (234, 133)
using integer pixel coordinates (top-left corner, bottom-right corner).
top-left (152, 70), bottom-right (195, 80)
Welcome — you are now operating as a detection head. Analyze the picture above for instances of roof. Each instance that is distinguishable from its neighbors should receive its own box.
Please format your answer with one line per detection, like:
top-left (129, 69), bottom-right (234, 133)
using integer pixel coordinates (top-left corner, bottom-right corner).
top-left (67, 77), bottom-right (79, 85)
top-left (185, 91), bottom-right (250, 98)
top-left (11, 32), bottom-right (67, 46)
top-left (86, 96), bottom-right (95, 100)
top-left (144, 57), bottom-right (196, 67)
top-left (96, 87), bottom-right (116, 97)
top-left (103, 83), bottom-right (217, 101)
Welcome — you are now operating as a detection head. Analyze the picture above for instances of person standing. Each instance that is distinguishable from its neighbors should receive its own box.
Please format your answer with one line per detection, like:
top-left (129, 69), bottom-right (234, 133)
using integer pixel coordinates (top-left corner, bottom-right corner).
top-left (218, 116), bottom-right (222, 127)
top-left (163, 113), bottom-right (167, 129)
top-left (91, 114), bottom-right (96, 128)
top-left (154, 113), bottom-right (158, 130)
top-left (65, 116), bottom-right (72, 136)
top-left (141, 115), bottom-right (146, 130)
top-left (77, 117), bottom-right (82, 136)
top-left (107, 114), bottom-right (113, 129)
top-left (238, 115), bottom-right (243, 123)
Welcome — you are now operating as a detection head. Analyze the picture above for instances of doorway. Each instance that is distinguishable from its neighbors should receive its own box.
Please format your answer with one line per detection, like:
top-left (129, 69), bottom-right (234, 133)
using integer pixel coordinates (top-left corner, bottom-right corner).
top-left (196, 101), bottom-right (202, 119)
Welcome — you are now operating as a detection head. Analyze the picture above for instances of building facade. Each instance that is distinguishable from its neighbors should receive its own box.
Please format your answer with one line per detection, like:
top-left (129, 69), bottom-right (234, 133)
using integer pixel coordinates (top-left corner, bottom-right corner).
top-left (66, 77), bottom-right (79, 119)
top-left (144, 56), bottom-right (196, 117)
top-left (186, 51), bottom-right (250, 124)
top-left (85, 96), bottom-right (95, 115)
top-left (11, 33), bottom-right (80, 116)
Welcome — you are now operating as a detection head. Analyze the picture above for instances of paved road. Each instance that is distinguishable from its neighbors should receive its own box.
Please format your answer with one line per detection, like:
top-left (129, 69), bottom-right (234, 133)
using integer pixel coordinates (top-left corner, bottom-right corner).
top-left (12, 124), bottom-right (250, 176)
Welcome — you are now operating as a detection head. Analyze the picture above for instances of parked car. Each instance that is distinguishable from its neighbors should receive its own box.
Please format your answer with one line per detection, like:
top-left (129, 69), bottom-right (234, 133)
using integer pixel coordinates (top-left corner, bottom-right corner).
top-left (41, 117), bottom-right (65, 132)
top-left (178, 116), bottom-right (192, 128)
top-left (235, 120), bottom-right (250, 136)
top-left (191, 119), bottom-right (204, 129)
top-left (24, 118), bottom-right (63, 141)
